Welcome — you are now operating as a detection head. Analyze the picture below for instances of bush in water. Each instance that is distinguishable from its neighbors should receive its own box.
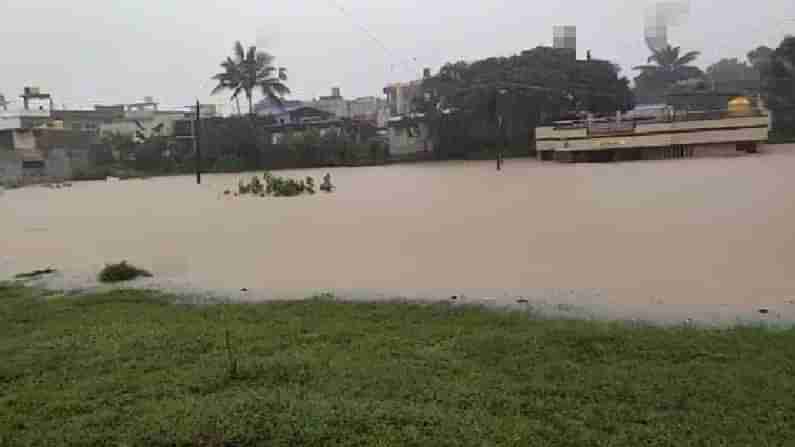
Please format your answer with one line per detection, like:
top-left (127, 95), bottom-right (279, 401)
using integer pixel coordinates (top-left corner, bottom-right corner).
top-left (99, 261), bottom-right (153, 283)
top-left (237, 172), bottom-right (325, 197)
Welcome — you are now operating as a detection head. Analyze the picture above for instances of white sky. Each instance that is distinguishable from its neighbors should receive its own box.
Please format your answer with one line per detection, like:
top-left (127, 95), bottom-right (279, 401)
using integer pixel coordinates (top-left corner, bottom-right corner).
top-left (1, 0), bottom-right (793, 112)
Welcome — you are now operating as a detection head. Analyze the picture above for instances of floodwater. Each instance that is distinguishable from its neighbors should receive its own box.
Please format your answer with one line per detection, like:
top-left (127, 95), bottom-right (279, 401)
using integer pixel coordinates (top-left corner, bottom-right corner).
top-left (3, 145), bottom-right (795, 323)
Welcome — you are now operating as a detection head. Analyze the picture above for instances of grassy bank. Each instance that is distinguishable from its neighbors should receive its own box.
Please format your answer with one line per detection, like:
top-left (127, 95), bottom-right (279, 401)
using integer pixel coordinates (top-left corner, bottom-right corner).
top-left (1, 283), bottom-right (794, 446)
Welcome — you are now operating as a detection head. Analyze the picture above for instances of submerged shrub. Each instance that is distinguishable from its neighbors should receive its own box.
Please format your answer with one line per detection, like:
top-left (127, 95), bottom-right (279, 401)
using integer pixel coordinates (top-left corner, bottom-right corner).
top-left (236, 172), bottom-right (322, 198)
top-left (98, 261), bottom-right (152, 283)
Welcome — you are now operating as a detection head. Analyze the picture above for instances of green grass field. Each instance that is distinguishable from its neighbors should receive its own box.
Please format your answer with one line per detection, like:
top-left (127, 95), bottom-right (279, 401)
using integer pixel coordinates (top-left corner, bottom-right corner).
top-left (1, 282), bottom-right (794, 446)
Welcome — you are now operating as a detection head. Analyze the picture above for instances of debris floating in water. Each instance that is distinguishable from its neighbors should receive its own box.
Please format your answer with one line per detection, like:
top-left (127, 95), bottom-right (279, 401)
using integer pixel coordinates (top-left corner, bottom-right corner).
top-left (320, 173), bottom-right (335, 192)
top-left (14, 268), bottom-right (57, 279)
top-left (98, 261), bottom-right (152, 283)
top-left (234, 172), bottom-right (326, 198)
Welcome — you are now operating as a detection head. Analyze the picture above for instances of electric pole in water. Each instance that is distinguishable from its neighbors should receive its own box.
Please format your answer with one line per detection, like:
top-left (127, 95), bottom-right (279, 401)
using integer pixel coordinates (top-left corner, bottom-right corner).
top-left (493, 89), bottom-right (506, 171)
top-left (497, 114), bottom-right (504, 171)
top-left (194, 100), bottom-right (202, 185)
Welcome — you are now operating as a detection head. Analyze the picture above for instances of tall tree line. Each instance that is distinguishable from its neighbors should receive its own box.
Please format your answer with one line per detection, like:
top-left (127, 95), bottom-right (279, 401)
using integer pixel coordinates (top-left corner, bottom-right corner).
top-left (420, 47), bottom-right (635, 158)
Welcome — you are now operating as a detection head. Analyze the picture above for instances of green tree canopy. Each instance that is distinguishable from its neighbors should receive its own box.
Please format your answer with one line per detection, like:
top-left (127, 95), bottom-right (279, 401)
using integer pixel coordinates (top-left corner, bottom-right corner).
top-left (760, 37), bottom-right (795, 134)
top-left (706, 58), bottom-right (760, 83)
top-left (633, 45), bottom-right (703, 104)
top-left (211, 41), bottom-right (290, 115)
top-left (748, 46), bottom-right (774, 72)
top-left (425, 47), bottom-right (634, 118)
top-left (634, 45), bottom-right (701, 75)
top-left (703, 57), bottom-right (761, 95)
top-left (420, 47), bottom-right (634, 157)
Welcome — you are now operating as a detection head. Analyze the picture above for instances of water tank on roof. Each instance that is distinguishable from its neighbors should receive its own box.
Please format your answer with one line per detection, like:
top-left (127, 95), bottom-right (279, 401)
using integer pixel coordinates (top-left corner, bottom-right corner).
top-left (728, 96), bottom-right (752, 117)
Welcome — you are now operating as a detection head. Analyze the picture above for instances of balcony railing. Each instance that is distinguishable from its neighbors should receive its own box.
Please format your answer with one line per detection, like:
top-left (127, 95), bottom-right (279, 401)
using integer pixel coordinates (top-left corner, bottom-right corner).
top-left (588, 121), bottom-right (636, 136)
top-left (0, 109), bottom-right (51, 119)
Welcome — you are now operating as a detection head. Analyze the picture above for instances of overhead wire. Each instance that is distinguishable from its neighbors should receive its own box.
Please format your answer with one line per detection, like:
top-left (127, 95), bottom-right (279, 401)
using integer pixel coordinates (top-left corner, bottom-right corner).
top-left (324, 0), bottom-right (422, 74)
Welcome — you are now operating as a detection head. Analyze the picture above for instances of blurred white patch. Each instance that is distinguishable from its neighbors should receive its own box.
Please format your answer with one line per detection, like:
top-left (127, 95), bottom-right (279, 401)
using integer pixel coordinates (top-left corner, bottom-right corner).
top-left (151, 255), bottom-right (190, 276)
top-left (644, 1), bottom-right (691, 51)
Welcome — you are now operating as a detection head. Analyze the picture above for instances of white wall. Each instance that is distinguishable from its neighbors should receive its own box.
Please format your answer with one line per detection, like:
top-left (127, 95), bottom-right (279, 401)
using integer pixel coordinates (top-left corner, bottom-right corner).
top-left (310, 98), bottom-right (349, 118)
top-left (388, 122), bottom-right (432, 155)
top-left (100, 112), bottom-right (184, 140)
top-left (538, 116), bottom-right (769, 152)
top-left (13, 130), bottom-right (36, 150)
top-left (0, 149), bottom-right (23, 183)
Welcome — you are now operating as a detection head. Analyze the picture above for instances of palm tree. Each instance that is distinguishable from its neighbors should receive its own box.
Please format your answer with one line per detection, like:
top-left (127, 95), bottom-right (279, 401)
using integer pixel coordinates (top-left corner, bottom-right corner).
top-left (633, 45), bottom-right (702, 82)
top-left (211, 41), bottom-right (290, 116)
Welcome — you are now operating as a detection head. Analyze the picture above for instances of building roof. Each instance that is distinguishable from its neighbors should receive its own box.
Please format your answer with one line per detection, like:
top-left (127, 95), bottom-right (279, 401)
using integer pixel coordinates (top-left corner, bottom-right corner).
top-left (255, 98), bottom-right (304, 116)
top-left (53, 109), bottom-right (125, 122)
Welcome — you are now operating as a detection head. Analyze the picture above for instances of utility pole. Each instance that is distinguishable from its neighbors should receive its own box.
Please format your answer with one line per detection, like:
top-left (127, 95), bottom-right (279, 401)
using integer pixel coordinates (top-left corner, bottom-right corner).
top-left (494, 88), bottom-right (508, 171)
top-left (194, 100), bottom-right (202, 185)
top-left (497, 114), bottom-right (504, 171)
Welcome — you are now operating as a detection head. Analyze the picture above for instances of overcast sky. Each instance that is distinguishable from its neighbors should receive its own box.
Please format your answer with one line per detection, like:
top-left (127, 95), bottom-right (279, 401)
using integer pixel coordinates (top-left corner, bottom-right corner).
top-left (2, 0), bottom-right (793, 112)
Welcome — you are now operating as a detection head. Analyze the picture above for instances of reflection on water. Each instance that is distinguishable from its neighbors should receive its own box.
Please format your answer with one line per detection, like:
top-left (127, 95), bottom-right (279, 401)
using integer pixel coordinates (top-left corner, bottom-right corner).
top-left (3, 145), bottom-right (795, 321)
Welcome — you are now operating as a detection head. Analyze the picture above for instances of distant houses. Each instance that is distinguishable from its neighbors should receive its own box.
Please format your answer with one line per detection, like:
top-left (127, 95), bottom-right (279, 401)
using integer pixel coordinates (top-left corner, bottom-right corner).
top-left (0, 89), bottom-right (202, 185)
top-left (0, 108), bottom-right (98, 183)
top-left (256, 88), bottom-right (388, 127)
top-left (254, 84), bottom-right (433, 158)
top-left (382, 72), bottom-right (435, 158)
top-left (54, 98), bottom-right (206, 142)
top-left (255, 74), bottom-right (435, 159)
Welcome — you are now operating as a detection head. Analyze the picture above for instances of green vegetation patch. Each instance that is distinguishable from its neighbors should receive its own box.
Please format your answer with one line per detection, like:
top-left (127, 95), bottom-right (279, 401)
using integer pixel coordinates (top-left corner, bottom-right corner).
top-left (98, 261), bottom-right (153, 283)
top-left (1, 283), bottom-right (794, 446)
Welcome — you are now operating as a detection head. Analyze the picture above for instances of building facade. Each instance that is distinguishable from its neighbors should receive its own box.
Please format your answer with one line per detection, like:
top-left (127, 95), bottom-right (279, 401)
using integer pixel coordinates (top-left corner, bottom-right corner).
top-left (0, 111), bottom-right (98, 184)
top-left (383, 81), bottom-right (422, 117)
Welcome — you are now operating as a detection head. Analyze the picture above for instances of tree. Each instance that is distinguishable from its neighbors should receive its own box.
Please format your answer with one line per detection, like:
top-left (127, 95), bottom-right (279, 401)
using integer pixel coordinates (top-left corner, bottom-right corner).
top-left (633, 45), bottom-right (703, 104)
top-left (703, 58), bottom-right (761, 95)
top-left (748, 46), bottom-right (774, 72)
top-left (421, 47), bottom-right (634, 158)
top-left (634, 45), bottom-right (702, 78)
top-left (211, 41), bottom-right (290, 116)
top-left (706, 58), bottom-right (760, 83)
top-left (760, 37), bottom-right (795, 136)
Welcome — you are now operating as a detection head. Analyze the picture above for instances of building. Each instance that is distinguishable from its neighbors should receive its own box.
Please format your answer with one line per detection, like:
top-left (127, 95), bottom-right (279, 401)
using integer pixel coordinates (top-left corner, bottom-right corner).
top-left (267, 107), bottom-right (336, 142)
top-left (536, 95), bottom-right (769, 163)
top-left (385, 113), bottom-right (434, 157)
top-left (186, 103), bottom-right (219, 119)
top-left (52, 98), bottom-right (190, 141)
top-left (348, 96), bottom-right (388, 126)
top-left (255, 98), bottom-right (305, 118)
top-left (1, 109), bottom-right (98, 184)
top-left (264, 107), bottom-right (341, 144)
top-left (98, 99), bottom-right (187, 141)
top-left (257, 89), bottom-right (389, 127)
top-left (383, 81), bottom-right (422, 117)
top-left (52, 106), bottom-right (125, 134)
top-left (309, 88), bottom-right (349, 118)
top-left (382, 69), bottom-right (435, 157)
top-left (553, 25), bottom-right (577, 55)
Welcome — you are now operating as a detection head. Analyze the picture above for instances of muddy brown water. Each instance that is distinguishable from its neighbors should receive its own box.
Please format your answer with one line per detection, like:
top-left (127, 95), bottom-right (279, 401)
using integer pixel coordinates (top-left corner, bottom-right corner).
top-left (3, 145), bottom-right (795, 323)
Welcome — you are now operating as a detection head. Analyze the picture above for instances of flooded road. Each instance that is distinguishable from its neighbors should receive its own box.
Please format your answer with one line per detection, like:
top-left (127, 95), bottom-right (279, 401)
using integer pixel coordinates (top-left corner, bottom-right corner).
top-left (3, 145), bottom-right (795, 323)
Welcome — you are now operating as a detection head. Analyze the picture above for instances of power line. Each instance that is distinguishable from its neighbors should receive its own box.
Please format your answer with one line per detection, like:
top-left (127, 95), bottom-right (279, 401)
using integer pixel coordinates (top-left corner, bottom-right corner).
top-left (324, 0), bottom-right (419, 74)
top-left (325, 0), bottom-right (390, 55)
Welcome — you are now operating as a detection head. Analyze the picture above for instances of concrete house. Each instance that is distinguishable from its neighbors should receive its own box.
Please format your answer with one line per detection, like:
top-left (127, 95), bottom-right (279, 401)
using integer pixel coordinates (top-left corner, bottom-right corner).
top-left (385, 114), bottom-right (434, 157)
top-left (536, 92), bottom-right (769, 163)
top-left (1, 111), bottom-right (98, 184)
top-left (98, 99), bottom-right (186, 141)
